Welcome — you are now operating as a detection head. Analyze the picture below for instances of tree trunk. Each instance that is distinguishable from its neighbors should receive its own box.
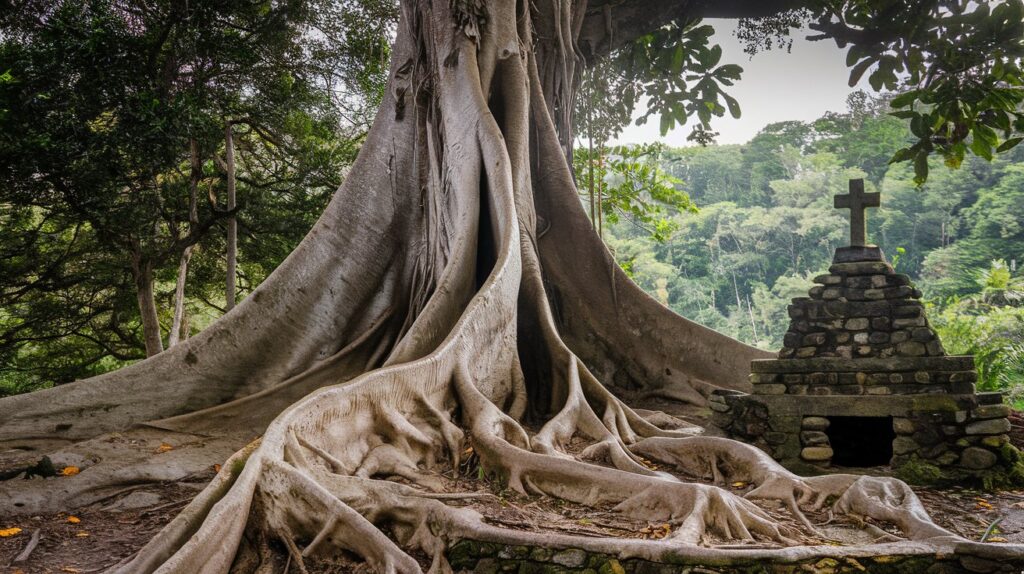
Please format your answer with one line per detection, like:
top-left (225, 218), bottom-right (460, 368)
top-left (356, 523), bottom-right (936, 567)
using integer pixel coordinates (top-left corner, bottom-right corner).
top-left (225, 122), bottom-right (237, 311)
top-left (169, 140), bottom-right (202, 348)
top-left (130, 247), bottom-right (164, 357)
top-left (0, 2), bottom-right (963, 572)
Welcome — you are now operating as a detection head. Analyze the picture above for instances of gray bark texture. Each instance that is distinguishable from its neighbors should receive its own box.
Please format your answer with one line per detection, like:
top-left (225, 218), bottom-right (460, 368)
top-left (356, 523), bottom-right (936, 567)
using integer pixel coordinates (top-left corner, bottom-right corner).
top-left (0, 1), bottom-right (1005, 572)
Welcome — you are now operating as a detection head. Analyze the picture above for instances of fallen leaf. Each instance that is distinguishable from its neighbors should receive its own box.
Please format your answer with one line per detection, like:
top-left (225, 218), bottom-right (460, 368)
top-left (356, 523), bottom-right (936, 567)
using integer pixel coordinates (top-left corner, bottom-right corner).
top-left (731, 481), bottom-right (747, 488)
top-left (156, 443), bottom-right (174, 453)
top-left (75, 531), bottom-right (89, 538)
top-left (987, 536), bottom-right (1008, 543)
top-left (213, 464), bottom-right (222, 473)
top-left (0, 527), bottom-right (22, 537)
top-left (61, 568), bottom-right (80, 573)
top-left (67, 516), bottom-right (81, 524)
top-left (61, 466), bottom-right (80, 476)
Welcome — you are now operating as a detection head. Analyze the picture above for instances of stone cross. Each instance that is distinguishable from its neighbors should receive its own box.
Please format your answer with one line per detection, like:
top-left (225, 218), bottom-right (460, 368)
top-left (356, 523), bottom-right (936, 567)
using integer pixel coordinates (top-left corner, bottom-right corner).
top-left (834, 178), bottom-right (880, 247)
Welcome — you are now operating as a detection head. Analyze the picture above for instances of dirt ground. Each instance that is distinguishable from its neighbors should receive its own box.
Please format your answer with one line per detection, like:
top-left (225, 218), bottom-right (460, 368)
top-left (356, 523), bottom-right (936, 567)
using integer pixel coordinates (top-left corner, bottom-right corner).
top-left (2, 402), bottom-right (1023, 573)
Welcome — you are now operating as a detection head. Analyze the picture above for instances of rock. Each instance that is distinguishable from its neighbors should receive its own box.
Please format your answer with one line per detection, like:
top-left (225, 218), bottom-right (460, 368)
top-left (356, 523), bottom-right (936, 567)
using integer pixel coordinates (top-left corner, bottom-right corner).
top-left (783, 331), bottom-right (801, 348)
top-left (926, 340), bottom-right (944, 356)
top-left (808, 285), bottom-right (824, 298)
top-left (800, 431), bottom-right (829, 446)
top-left (893, 317), bottom-right (927, 328)
top-left (552, 549), bottom-right (587, 568)
top-left (897, 341), bottom-right (926, 356)
top-left (891, 330), bottom-right (911, 343)
top-left (801, 446), bottom-right (833, 461)
top-left (844, 317), bottom-right (869, 330)
top-left (795, 346), bottom-right (816, 358)
top-left (853, 332), bottom-right (869, 344)
top-left (829, 261), bottom-right (892, 275)
top-left (754, 384), bottom-right (786, 395)
top-left (599, 560), bottom-right (626, 574)
top-left (959, 447), bottom-right (997, 470)
top-left (972, 404), bottom-right (1011, 419)
top-left (802, 332), bottom-right (826, 346)
top-left (980, 435), bottom-right (1008, 448)
top-left (802, 416), bottom-right (830, 430)
top-left (871, 317), bottom-right (891, 330)
top-left (864, 288), bottom-right (885, 300)
top-left (869, 332), bottom-right (890, 344)
top-left (911, 327), bottom-right (934, 341)
top-left (893, 437), bottom-right (919, 454)
top-left (709, 401), bottom-right (731, 412)
top-left (959, 555), bottom-right (1002, 573)
top-left (822, 288), bottom-right (842, 299)
top-left (893, 304), bottom-right (923, 318)
top-left (914, 371), bottom-right (930, 383)
top-left (893, 418), bottom-right (915, 434)
top-left (888, 373), bottom-right (904, 383)
top-left (965, 418), bottom-right (1011, 435)
top-left (950, 371), bottom-right (977, 383)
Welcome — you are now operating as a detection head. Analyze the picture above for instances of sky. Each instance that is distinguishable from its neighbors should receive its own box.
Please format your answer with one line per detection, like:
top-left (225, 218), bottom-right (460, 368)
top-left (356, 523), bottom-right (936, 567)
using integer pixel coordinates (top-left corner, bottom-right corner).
top-left (612, 19), bottom-right (870, 147)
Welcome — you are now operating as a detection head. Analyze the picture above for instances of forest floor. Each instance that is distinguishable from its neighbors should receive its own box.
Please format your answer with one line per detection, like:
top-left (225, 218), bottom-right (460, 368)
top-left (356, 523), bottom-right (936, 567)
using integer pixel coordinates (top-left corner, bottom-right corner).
top-left (2, 400), bottom-right (1024, 573)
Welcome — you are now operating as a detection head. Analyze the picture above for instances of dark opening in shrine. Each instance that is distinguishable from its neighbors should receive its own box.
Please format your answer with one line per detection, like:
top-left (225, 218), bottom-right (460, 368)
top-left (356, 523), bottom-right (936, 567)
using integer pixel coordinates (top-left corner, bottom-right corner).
top-left (827, 416), bottom-right (895, 467)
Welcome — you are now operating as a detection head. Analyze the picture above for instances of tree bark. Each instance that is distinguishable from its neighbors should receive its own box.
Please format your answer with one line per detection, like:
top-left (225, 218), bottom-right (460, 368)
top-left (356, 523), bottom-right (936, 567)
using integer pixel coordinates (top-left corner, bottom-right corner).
top-left (130, 246), bottom-right (164, 357)
top-left (169, 140), bottom-right (202, 348)
top-left (225, 122), bottom-right (237, 311)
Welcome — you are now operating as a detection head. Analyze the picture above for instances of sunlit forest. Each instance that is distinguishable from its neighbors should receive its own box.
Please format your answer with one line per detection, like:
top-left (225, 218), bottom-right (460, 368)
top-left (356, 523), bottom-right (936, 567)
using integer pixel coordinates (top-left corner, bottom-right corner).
top-left (580, 92), bottom-right (1024, 405)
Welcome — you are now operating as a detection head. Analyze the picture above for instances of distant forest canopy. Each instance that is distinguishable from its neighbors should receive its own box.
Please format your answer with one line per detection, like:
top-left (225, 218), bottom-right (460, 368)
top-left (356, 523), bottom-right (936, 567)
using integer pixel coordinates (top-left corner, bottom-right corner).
top-left (584, 92), bottom-right (1024, 400)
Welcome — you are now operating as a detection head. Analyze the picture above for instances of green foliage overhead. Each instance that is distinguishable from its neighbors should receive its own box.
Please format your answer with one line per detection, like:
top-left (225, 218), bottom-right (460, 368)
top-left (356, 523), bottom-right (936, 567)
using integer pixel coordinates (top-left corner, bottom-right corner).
top-left (811, 0), bottom-right (1024, 182)
top-left (0, 0), bottom-right (394, 391)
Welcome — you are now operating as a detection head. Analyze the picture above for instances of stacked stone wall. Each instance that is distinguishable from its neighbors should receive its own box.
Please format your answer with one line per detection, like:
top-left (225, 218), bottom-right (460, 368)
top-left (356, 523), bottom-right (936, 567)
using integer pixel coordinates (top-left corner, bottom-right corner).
top-left (780, 260), bottom-right (943, 360)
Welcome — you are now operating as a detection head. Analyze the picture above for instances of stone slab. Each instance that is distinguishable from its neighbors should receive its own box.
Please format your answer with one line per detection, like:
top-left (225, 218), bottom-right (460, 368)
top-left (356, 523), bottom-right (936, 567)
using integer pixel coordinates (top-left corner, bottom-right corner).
top-left (833, 245), bottom-right (885, 263)
top-left (734, 393), bottom-right (975, 418)
top-left (750, 355), bottom-right (974, 373)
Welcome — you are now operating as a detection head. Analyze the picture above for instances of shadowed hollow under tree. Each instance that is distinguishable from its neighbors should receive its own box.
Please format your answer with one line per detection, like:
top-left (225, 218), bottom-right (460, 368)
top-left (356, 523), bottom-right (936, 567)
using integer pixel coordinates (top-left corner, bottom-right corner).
top-left (2, 1), bottom-right (1024, 573)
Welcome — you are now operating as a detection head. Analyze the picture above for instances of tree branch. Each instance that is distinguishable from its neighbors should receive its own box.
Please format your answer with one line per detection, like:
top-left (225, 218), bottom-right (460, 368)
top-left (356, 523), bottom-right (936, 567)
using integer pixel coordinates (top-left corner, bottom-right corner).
top-left (578, 0), bottom-right (804, 63)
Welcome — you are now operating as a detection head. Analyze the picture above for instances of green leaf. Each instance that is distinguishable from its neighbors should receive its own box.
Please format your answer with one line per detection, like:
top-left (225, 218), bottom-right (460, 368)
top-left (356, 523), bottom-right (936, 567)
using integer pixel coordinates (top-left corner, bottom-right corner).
top-left (996, 137), bottom-right (1023, 152)
top-left (913, 151), bottom-right (929, 185)
top-left (659, 113), bottom-right (673, 136)
top-left (890, 90), bottom-right (920, 108)
top-left (848, 57), bottom-right (876, 87)
top-left (722, 93), bottom-right (741, 119)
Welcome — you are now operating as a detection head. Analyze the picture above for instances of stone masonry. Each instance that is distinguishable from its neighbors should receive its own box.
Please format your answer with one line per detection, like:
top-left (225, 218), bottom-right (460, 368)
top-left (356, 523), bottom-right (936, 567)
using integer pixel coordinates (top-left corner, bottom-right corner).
top-left (711, 181), bottom-right (1022, 487)
top-left (779, 256), bottom-right (941, 360)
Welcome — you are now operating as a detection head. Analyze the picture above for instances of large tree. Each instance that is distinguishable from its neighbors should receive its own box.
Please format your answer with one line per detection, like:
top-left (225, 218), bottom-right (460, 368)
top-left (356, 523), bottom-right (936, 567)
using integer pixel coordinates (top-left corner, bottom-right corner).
top-left (2, 1), bottom-right (1023, 572)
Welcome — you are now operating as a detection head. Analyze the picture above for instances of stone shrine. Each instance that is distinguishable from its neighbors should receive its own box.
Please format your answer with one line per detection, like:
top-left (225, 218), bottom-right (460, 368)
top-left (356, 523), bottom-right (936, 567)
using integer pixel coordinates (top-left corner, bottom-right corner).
top-left (711, 179), bottom-right (1022, 486)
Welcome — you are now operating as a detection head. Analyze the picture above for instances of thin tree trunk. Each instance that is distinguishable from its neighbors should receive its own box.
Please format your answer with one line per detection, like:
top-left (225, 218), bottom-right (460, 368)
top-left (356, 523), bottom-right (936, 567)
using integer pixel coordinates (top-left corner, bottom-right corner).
top-left (597, 148), bottom-right (604, 238)
top-left (225, 122), bottom-right (237, 311)
top-left (169, 140), bottom-right (202, 347)
top-left (587, 97), bottom-right (595, 228)
top-left (130, 247), bottom-right (164, 357)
